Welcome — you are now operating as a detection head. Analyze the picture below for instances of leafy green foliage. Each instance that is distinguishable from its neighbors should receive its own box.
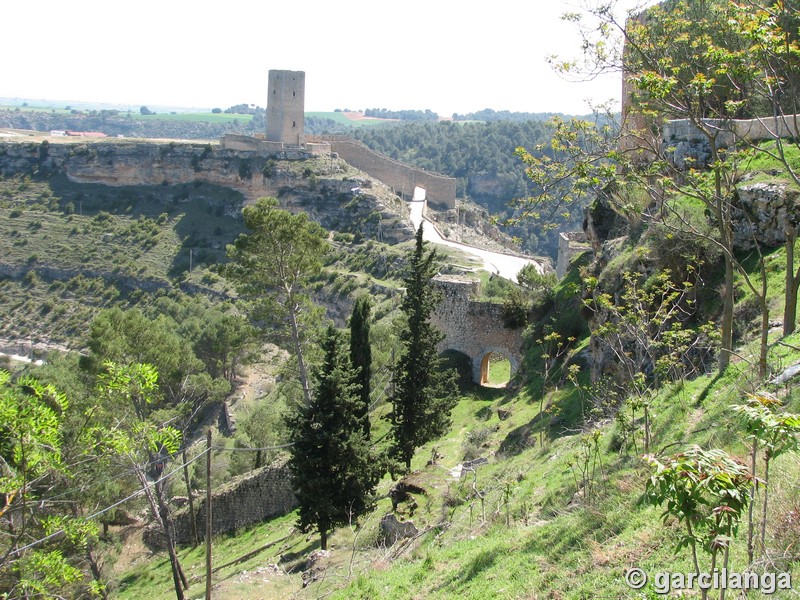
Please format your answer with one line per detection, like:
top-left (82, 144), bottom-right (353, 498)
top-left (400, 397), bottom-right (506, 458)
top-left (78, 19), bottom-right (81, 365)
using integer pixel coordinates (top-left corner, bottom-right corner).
top-left (516, 263), bottom-right (557, 290)
top-left (645, 446), bottom-right (752, 591)
top-left (83, 306), bottom-right (230, 417)
top-left (0, 371), bottom-right (107, 598)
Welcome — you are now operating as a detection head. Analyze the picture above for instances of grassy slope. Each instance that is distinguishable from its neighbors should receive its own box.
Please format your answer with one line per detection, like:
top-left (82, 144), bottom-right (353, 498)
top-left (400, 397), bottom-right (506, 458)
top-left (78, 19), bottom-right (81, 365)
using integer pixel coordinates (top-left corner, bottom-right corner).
top-left (9, 139), bottom-right (799, 597)
top-left (0, 175), bottom-right (244, 346)
top-left (110, 237), bottom-right (800, 598)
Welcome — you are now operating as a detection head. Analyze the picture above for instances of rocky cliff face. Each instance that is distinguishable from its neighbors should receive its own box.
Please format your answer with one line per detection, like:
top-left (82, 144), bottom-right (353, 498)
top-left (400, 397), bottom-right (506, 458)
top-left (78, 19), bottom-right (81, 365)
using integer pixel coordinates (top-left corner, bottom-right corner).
top-left (0, 139), bottom-right (414, 243)
top-left (734, 180), bottom-right (800, 249)
top-left (579, 178), bottom-right (800, 386)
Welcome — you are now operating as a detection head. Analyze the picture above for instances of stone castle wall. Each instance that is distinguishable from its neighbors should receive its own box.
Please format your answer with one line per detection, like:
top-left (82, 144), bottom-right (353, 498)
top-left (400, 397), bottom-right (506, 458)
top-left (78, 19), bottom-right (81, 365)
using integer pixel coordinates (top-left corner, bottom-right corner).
top-left (308, 136), bottom-right (457, 210)
top-left (556, 231), bottom-right (590, 278)
top-left (662, 115), bottom-right (800, 148)
top-left (171, 459), bottom-right (296, 545)
top-left (431, 275), bottom-right (523, 383)
top-left (220, 134), bottom-right (327, 155)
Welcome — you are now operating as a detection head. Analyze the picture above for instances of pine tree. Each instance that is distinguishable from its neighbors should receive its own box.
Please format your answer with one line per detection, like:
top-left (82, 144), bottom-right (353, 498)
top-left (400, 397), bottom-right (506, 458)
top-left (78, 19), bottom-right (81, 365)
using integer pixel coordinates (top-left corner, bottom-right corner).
top-left (389, 224), bottom-right (457, 471)
top-left (226, 197), bottom-right (329, 406)
top-left (287, 326), bottom-right (379, 550)
top-left (349, 295), bottom-right (372, 436)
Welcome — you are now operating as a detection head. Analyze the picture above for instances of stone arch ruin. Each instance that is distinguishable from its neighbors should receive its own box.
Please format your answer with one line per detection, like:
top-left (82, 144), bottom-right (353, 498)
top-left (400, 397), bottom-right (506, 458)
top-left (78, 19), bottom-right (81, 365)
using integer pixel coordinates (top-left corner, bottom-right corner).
top-left (430, 275), bottom-right (524, 385)
top-left (478, 347), bottom-right (518, 386)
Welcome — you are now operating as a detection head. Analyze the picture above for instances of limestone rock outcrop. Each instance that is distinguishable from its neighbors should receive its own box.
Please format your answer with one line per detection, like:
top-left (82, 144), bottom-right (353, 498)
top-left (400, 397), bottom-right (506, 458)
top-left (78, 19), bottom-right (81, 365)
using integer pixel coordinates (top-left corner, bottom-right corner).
top-left (0, 140), bottom-right (414, 244)
top-left (734, 181), bottom-right (800, 250)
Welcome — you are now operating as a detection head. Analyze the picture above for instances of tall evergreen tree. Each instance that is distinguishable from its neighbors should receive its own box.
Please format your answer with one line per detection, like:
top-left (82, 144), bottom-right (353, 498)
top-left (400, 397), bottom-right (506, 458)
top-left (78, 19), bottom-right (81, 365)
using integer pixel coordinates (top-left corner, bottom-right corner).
top-left (349, 295), bottom-right (372, 436)
top-left (287, 326), bottom-right (379, 550)
top-left (389, 225), bottom-right (457, 471)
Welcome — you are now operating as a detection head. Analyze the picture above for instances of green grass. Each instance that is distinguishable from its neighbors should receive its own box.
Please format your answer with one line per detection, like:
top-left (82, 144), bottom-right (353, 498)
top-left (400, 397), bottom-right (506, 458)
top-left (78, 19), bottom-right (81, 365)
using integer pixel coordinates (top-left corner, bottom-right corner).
top-left (739, 141), bottom-right (800, 184)
top-left (306, 112), bottom-right (397, 127)
top-left (486, 356), bottom-right (510, 384)
top-left (113, 511), bottom-right (307, 600)
top-left (136, 112), bottom-right (255, 124)
top-left (108, 319), bottom-right (800, 600)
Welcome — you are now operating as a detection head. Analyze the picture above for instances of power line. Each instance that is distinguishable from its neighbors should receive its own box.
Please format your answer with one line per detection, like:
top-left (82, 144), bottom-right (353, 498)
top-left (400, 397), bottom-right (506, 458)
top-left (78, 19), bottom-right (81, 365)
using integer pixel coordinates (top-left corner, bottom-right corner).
top-left (212, 442), bottom-right (294, 452)
top-left (7, 447), bottom-right (211, 559)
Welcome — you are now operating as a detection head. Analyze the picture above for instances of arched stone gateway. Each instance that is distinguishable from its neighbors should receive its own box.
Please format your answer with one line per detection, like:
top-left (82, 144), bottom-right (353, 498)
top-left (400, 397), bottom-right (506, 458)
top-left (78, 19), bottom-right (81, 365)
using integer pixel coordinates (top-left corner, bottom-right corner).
top-left (478, 349), bottom-right (518, 386)
top-left (430, 275), bottom-right (524, 385)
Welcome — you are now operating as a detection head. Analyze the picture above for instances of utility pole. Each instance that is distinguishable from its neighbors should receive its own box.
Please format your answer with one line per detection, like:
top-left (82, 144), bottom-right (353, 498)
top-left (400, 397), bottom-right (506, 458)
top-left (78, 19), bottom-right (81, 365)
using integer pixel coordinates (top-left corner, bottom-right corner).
top-left (182, 448), bottom-right (199, 546)
top-left (205, 430), bottom-right (212, 600)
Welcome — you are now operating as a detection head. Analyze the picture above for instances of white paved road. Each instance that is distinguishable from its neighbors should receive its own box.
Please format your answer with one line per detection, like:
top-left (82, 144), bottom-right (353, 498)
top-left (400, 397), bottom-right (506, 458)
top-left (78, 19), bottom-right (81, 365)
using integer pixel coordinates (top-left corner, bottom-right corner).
top-left (407, 200), bottom-right (543, 282)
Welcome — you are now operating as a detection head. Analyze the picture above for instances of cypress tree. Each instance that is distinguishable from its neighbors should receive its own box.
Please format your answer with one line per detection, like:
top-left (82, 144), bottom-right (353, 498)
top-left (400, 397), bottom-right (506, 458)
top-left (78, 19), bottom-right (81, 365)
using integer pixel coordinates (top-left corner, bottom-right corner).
top-left (349, 295), bottom-right (372, 436)
top-left (287, 325), bottom-right (379, 550)
top-left (389, 224), bottom-right (457, 471)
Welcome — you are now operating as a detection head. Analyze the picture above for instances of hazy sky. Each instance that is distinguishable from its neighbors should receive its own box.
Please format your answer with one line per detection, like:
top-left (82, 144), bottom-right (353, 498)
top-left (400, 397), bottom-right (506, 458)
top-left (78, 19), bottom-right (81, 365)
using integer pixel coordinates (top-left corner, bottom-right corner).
top-left (6, 0), bottom-right (649, 115)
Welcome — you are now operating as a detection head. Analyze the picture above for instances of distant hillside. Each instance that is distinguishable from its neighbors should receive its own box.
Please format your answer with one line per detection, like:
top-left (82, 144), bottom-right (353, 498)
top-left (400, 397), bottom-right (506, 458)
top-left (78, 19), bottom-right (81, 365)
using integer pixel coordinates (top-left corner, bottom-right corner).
top-left (0, 106), bottom-right (399, 139)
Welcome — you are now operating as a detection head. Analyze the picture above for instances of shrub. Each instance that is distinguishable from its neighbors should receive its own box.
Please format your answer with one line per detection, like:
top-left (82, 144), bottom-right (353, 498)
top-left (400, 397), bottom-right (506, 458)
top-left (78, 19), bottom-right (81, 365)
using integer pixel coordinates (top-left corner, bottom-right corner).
top-left (501, 288), bottom-right (530, 329)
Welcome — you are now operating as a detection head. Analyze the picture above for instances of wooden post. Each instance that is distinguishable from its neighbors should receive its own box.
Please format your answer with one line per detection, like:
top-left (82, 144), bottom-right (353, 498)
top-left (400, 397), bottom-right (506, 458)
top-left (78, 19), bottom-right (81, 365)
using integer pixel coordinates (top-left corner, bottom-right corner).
top-left (182, 448), bottom-right (199, 546)
top-left (205, 430), bottom-right (212, 600)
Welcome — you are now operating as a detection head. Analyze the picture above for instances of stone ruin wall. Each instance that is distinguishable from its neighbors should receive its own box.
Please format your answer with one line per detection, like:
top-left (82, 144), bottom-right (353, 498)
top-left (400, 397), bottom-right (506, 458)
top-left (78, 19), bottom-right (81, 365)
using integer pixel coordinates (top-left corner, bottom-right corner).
top-left (308, 136), bottom-right (457, 210)
top-left (556, 231), bottom-right (590, 279)
top-left (431, 276), bottom-right (523, 383)
top-left (662, 115), bottom-right (800, 148)
top-left (220, 134), bottom-right (328, 156)
top-left (171, 458), bottom-right (296, 545)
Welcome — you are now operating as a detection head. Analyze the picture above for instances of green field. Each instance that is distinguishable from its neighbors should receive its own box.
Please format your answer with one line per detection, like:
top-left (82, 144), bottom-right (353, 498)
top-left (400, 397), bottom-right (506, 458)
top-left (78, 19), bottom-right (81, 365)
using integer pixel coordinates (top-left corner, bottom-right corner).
top-left (306, 111), bottom-right (395, 127)
top-left (136, 112), bottom-right (255, 124)
top-left (0, 104), bottom-right (396, 128)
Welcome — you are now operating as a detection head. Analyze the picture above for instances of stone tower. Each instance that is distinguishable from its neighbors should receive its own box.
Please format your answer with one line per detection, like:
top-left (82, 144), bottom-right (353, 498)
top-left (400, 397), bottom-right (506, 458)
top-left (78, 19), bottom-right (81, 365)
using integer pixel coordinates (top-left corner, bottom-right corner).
top-left (266, 69), bottom-right (305, 145)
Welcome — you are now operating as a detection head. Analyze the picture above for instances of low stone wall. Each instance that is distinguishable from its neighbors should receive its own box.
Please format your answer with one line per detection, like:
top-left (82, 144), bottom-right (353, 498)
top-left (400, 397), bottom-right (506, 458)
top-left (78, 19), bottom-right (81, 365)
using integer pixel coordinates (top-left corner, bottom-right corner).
top-left (219, 134), bottom-right (327, 157)
top-left (663, 115), bottom-right (800, 147)
top-left (734, 181), bottom-right (800, 249)
top-left (171, 458), bottom-right (296, 545)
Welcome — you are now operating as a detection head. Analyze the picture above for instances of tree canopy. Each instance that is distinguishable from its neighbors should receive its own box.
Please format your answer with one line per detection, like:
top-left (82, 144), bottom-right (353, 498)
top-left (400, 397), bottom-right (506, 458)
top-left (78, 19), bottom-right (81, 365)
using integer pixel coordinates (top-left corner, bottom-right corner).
top-left (287, 326), bottom-right (380, 550)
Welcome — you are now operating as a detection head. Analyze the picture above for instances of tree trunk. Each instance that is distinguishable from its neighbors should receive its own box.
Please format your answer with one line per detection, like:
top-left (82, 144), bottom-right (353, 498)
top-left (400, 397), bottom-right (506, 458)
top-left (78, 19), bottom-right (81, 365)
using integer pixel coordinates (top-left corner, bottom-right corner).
top-left (182, 449), bottom-right (199, 547)
top-left (154, 479), bottom-right (188, 591)
top-left (320, 529), bottom-right (327, 551)
top-left (86, 547), bottom-right (108, 600)
top-left (288, 300), bottom-right (311, 407)
top-left (761, 454), bottom-right (771, 555)
top-left (784, 228), bottom-right (797, 336)
top-left (759, 296), bottom-right (769, 379)
top-left (747, 437), bottom-right (757, 566)
top-left (719, 223), bottom-right (735, 373)
top-left (712, 143), bottom-right (734, 374)
top-left (135, 468), bottom-right (187, 600)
